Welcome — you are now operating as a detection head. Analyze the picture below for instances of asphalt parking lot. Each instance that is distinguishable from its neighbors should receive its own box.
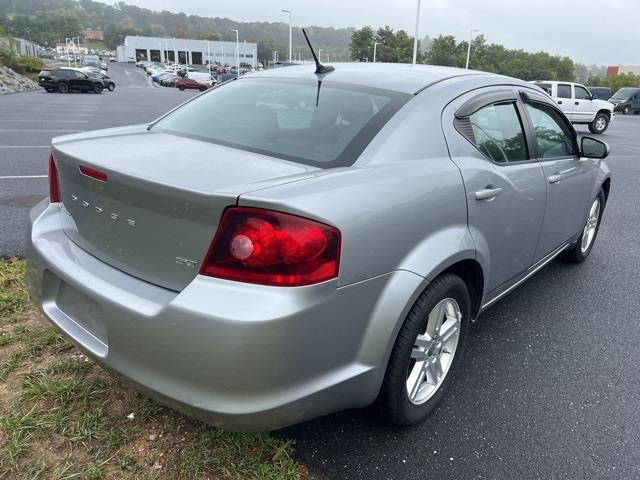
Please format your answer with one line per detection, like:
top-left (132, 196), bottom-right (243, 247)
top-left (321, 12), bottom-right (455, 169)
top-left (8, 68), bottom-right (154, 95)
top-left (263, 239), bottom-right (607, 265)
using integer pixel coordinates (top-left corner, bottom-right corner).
top-left (1, 64), bottom-right (640, 479)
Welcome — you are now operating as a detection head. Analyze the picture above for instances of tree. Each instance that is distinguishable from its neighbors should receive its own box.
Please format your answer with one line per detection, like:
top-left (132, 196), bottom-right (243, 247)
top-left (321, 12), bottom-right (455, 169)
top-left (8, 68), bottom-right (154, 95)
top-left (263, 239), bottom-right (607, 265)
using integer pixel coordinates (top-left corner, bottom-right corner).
top-left (426, 35), bottom-right (464, 66)
top-left (587, 73), bottom-right (640, 92)
top-left (350, 26), bottom-right (374, 61)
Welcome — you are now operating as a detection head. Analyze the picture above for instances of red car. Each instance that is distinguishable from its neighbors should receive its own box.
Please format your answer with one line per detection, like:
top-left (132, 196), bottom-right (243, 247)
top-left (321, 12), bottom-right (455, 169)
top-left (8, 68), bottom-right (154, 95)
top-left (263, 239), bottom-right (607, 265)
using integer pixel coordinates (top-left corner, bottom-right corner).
top-left (175, 77), bottom-right (209, 92)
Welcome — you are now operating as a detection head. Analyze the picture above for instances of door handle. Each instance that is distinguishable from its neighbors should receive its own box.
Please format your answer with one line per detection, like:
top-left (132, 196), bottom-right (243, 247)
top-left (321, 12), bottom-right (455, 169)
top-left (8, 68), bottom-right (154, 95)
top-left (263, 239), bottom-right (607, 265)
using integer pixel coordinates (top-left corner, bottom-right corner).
top-left (548, 174), bottom-right (563, 184)
top-left (574, 101), bottom-right (579, 105)
top-left (474, 187), bottom-right (503, 201)
top-left (557, 100), bottom-right (563, 104)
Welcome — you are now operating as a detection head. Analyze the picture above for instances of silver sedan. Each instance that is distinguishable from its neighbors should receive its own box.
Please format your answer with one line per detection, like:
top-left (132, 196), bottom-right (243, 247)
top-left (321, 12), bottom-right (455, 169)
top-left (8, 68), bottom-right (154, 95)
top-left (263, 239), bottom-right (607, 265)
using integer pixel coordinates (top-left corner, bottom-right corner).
top-left (26, 63), bottom-right (610, 431)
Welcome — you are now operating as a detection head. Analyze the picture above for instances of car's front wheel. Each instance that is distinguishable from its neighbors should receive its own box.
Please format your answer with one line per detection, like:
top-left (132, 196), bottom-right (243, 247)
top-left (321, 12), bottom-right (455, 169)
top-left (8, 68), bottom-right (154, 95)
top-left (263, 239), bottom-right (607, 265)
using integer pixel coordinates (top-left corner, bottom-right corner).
top-left (589, 113), bottom-right (609, 134)
top-left (93, 84), bottom-right (103, 94)
top-left (623, 105), bottom-right (631, 115)
top-left (562, 190), bottom-right (605, 263)
top-left (108, 84), bottom-right (115, 92)
top-left (57, 82), bottom-right (69, 93)
top-left (379, 273), bottom-right (470, 426)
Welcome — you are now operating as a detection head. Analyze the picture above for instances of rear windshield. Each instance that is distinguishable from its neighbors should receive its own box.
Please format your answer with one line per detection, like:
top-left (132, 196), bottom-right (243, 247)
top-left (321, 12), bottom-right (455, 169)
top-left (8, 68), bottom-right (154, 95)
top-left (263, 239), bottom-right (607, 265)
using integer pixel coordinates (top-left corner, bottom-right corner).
top-left (153, 78), bottom-right (411, 168)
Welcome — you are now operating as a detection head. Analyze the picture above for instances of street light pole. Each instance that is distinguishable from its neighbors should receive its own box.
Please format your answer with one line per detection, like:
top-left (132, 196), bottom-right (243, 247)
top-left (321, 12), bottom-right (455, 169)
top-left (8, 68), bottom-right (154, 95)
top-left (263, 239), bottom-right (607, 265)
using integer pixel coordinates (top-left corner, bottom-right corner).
top-left (465, 29), bottom-right (479, 70)
top-left (412, 0), bottom-right (422, 65)
top-left (65, 37), bottom-right (71, 67)
top-left (233, 29), bottom-right (239, 78)
top-left (373, 42), bottom-right (381, 63)
top-left (281, 9), bottom-right (292, 64)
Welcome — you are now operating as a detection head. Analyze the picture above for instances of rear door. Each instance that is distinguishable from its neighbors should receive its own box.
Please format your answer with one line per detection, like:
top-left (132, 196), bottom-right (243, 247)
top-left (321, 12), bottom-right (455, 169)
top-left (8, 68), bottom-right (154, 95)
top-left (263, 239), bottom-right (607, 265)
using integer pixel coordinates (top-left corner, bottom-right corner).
top-left (555, 83), bottom-right (574, 120)
top-left (443, 87), bottom-right (547, 296)
top-left (572, 84), bottom-right (595, 123)
top-left (519, 90), bottom-right (594, 261)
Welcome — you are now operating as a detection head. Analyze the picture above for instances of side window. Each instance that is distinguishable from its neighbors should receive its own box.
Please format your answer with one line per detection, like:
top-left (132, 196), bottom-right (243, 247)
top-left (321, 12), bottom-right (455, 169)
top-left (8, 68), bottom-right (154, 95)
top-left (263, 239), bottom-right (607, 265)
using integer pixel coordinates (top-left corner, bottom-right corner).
top-left (457, 103), bottom-right (528, 163)
top-left (557, 84), bottom-right (572, 99)
top-left (74, 71), bottom-right (87, 79)
top-left (536, 83), bottom-right (552, 95)
top-left (575, 86), bottom-right (591, 100)
top-left (525, 104), bottom-right (576, 159)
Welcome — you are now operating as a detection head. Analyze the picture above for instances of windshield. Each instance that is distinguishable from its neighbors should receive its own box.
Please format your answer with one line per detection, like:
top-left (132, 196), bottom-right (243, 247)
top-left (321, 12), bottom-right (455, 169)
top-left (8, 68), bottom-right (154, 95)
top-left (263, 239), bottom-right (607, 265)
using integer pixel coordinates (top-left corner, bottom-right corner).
top-left (153, 78), bottom-right (410, 168)
top-left (610, 88), bottom-right (638, 100)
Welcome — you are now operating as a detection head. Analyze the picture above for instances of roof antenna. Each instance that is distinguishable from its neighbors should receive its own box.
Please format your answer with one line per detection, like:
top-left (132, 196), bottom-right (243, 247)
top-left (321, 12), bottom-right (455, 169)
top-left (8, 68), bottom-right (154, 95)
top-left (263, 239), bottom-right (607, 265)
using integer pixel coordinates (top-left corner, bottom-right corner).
top-left (302, 28), bottom-right (334, 75)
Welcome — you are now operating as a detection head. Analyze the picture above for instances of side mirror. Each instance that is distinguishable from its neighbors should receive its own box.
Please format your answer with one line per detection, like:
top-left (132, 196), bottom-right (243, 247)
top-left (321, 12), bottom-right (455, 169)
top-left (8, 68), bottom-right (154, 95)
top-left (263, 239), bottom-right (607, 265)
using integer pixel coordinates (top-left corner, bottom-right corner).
top-left (581, 137), bottom-right (610, 159)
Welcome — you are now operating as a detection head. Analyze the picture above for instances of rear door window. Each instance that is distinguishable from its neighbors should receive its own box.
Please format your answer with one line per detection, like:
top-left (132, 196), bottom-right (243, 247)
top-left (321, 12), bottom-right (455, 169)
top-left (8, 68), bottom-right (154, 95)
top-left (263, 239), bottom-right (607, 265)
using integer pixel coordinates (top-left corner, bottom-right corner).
top-left (457, 103), bottom-right (528, 163)
top-left (557, 84), bottom-right (572, 99)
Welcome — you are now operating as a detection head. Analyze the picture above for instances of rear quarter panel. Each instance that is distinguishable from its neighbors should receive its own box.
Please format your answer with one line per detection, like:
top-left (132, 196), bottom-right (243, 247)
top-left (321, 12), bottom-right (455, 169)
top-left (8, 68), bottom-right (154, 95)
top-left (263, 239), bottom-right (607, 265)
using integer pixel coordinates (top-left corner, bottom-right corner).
top-left (237, 89), bottom-right (473, 287)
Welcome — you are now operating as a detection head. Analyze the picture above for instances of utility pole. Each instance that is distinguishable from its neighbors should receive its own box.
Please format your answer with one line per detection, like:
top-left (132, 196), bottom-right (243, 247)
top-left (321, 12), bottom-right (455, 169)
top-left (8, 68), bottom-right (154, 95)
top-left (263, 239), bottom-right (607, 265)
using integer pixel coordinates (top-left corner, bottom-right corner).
top-left (373, 42), bottom-right (381, 63)
top-left (412, 0), bottom-right (422, 65)
top-left (465, 29), bottom-right (480, 69)
top-left (281, 9), bottom-right (292, 64)
top-left (233, 29), bottom-right (239, 77)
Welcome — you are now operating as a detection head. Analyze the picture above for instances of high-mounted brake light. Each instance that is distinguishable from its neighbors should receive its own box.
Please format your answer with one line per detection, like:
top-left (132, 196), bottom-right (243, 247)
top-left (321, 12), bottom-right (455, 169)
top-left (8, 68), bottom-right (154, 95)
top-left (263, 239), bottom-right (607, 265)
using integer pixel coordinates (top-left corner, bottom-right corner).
top-left (48, 154), bottom-right (60, 203)
top-left (79, 165), bottom-right (108, 182)
top-left (200, 207), bottom-right (341, 286)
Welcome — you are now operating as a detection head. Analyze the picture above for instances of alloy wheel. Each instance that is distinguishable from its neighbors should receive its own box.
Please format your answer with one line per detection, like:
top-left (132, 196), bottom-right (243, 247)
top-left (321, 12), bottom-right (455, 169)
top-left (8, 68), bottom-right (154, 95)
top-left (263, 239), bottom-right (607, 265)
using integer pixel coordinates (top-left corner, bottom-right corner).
top-left (581, 197), bottom-right (601, 254)
top-left (406, 298), bottom-right (462, 405)
top-left (595, 117), bottom-right (607, 131)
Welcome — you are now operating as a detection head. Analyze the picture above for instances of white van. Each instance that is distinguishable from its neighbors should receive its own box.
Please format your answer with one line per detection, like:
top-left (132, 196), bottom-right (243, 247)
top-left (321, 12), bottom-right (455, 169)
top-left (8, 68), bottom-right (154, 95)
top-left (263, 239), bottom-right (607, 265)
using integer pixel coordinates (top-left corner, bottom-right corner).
top-left (187, 72), bottom-right (216, 87)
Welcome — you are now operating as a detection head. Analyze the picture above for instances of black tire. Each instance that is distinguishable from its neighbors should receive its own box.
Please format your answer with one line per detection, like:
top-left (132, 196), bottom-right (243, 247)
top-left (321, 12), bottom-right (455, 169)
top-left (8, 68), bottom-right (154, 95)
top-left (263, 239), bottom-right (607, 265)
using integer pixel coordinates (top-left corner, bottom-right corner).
top-left (108, 84), bottom-right (115, 92)
top-left (93, 84), bottom-right (103, 94)
top-left (588, 113), bottom-right (609, 134)
top-left (378, 273), bottom-right (471, 427)
top-left (178, 86), bottom-right (185, 91)
top-left (199, 86), bottom-right (207, 92)
top-left (622, 105), bottom-right (631, 115)
top-left (58, 82), bottom-right (69, 93)
top-left (562, 189), bottom-right (605, 263)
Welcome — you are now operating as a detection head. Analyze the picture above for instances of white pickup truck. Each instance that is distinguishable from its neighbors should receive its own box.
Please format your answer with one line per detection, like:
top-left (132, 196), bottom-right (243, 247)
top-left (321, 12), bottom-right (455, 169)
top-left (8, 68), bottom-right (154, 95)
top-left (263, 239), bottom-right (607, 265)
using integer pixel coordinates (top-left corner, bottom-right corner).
top-left (533, 81), bottom-right (615, 134)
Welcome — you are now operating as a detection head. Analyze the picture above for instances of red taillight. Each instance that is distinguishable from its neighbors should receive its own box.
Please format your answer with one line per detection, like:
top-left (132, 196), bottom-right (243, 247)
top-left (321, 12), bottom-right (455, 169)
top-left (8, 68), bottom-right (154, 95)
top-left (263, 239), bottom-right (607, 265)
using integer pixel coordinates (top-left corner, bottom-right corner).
top-left (200, 207), bottom-right (341, 286)
top-left (48, 154), bottom-right (60, 203)
top-left (79, 165), bottom-right (108, 182)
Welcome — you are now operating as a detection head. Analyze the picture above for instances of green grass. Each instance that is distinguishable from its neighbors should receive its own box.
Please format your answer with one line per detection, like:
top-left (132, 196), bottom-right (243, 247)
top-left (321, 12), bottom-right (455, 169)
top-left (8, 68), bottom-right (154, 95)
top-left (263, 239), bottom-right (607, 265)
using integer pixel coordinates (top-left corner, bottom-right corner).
top-left (0, 259), bottom-right (309, 479)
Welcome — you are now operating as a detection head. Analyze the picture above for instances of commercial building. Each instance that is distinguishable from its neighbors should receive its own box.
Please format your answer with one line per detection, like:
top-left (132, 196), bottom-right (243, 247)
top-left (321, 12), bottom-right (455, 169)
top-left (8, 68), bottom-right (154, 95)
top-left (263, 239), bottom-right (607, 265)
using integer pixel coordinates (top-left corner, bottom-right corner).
top-left (116, 35), bottom-right (258, 68)
top-left (606, 65), bottom-right (640, 78)
top-left (13, 37), bottom-right (41, 57)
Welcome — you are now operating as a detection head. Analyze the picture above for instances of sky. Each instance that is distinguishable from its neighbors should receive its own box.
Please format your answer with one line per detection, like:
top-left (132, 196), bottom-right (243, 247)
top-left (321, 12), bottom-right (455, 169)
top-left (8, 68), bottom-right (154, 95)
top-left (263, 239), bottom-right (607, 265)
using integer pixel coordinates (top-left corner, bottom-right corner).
top-left (101, 0), bottom-right (638, 65)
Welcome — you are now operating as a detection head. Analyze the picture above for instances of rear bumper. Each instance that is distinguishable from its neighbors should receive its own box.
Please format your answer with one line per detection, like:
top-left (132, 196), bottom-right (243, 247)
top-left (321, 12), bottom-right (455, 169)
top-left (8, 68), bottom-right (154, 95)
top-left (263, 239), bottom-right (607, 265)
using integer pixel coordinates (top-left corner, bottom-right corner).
top-left (26, 200), bottom-right (423, 431)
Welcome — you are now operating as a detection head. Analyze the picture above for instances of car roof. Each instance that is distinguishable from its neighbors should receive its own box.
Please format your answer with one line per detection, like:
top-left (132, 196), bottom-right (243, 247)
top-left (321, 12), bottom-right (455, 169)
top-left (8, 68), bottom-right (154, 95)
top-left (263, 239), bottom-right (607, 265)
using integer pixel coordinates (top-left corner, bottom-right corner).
top-left (246, 62), bottom-right (496, 94)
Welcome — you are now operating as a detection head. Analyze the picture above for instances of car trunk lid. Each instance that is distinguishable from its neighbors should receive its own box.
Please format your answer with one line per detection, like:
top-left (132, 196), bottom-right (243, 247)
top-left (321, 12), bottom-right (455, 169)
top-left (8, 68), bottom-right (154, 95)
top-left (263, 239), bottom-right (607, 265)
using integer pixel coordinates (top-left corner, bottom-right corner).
top-left (52, 125), bottom-right (316, 291)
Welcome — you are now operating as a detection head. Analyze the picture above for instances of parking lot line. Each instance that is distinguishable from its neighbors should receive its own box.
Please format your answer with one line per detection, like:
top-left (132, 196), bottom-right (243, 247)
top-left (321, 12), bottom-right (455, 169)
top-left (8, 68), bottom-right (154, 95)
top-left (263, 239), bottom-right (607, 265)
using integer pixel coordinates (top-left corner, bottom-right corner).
top-left (0, 146), bottom-right (49, 149)
top-left (0, 129), bottom-right (82, 132)
top-left (0, 175), bottom-right (47, 179)
top-left (0, 120), bottom-right (90, 123)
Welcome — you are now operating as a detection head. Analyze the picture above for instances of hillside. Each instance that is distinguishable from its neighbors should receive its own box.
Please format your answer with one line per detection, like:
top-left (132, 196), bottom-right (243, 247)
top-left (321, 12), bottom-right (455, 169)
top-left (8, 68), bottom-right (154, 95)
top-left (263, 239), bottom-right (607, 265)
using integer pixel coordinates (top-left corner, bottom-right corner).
top-left (0, 0), bottom-right (353, 61)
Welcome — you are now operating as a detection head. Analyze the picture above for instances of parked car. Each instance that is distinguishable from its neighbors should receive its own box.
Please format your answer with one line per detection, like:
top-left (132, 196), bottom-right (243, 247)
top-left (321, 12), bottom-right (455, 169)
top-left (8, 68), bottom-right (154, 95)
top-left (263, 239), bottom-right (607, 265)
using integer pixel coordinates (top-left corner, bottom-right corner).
top-left (28, 64), bottom-right (610, 432)
top-left (83, 70), bottom-right (115, 92)
top-left (37, 68), bottom-right (104, 93)
top-left (586, 86), bottom-right (611, 100)
top-left (533, 80), bottom-right (614, 133)
top-left (608, 87), bottom-right (640, 114)
top-left (175, 76), bottom-right (209, 91)
top-left (159, 73), bottom-right (178, 87)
